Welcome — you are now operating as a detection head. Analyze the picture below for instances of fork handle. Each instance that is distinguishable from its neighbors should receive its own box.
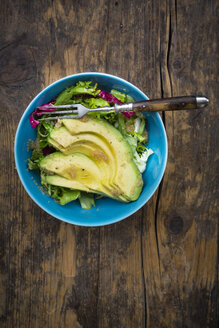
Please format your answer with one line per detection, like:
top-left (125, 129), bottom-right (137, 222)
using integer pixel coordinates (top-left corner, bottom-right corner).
top-left (131, 96), bottom-right (209, 112)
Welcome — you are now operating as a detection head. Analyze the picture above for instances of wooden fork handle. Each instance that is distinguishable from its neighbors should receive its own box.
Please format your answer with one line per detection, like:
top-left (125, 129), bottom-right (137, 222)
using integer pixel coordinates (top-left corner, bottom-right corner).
top-left (132, 96), bottom-right (209, 112)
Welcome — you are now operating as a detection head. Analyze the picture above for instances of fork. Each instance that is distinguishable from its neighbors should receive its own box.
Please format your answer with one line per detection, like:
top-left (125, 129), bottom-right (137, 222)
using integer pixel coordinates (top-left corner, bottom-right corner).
top-left (37, 96), bottom-right (209, 121)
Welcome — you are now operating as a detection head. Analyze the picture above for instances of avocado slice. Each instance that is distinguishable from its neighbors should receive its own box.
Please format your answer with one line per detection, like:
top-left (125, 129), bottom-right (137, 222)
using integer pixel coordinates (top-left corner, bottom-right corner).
top-left (45, 175), bottom-right (91, 192)
top-left (43, 117), bottom-right (143, 202)
top-left (40, 152), bottom-right (125, 201)
top-left (62, 117), bottom-right (143, 200)
top-left (62, 117), bottom-right (143, 201)
top-left (47, 126), bottom-right (120, 196)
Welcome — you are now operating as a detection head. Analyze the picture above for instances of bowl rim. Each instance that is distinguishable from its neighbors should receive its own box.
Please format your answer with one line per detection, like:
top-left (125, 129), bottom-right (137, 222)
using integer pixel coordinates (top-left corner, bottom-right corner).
top-left (14, 72), bottom-right (168, 226)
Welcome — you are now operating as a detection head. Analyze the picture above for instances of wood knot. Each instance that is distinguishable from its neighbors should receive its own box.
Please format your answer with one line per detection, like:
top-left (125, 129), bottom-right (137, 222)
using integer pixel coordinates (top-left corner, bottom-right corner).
top-left (167, 216), bottom-right (184, 235)
top-left (0, 43), bottom-right (35, 86)
top-left (173, 60), bottom-right (182, 70)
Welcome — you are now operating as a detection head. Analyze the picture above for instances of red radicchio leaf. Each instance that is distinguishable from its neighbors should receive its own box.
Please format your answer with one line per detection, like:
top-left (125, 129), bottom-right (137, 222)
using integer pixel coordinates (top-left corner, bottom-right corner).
top-left (42, 146), bottom-right (55, 155)
top-left (122, 112), bottom-right (135, 118)
top-left (29, 111), bottom-right (40, 128)
top-left (29, 101), bottom-right (57, 128)
top-left (97, 90), bottom-right (134, 118)
top-left (97, 90), bottom-right (123, 104)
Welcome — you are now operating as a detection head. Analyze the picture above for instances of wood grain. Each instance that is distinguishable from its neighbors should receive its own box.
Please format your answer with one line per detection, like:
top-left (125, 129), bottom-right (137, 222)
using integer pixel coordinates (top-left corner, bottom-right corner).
top-left (0, 0), bottom-right (218, 327)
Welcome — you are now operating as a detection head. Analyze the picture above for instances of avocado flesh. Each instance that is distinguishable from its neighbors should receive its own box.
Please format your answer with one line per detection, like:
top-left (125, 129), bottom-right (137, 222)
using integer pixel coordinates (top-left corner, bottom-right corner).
top-left (44, 175), bottom-right (123, 201)
top-left (44, 117), bottom-right (143, 202)
top-left (47, 141), bottom-right (127, 202)
top-left (47, 129), bottom-right (126, 199)
top-left (48, 126), bottom-right (116, 170)
top-left (45, 175), bottom-right (91, 192)
top-left (48, 127), bottom-right (116, 189)
top-left (60, 143), bottom-right (121, 196)
top-left (62, 117), bottom-right (143, 201)
top-left (40, 152), bottom-right (126, 201)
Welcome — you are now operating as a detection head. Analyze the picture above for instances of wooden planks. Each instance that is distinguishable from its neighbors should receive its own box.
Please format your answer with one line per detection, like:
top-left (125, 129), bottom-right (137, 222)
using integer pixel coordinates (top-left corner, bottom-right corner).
top-left (152, 1), bottom-right (218, 327)
top-left (0, 0), bottom-right (218, 327)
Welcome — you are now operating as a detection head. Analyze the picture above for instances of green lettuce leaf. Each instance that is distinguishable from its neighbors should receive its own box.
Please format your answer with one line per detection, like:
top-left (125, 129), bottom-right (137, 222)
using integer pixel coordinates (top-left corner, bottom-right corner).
top-left (55, 81), bottom-right (100, 105)
top-left (79, 192), bottom-right (95, 209)
top-left (136, 143), bottom-right (147, 155)
top-left (126, 94), bottom-right (135, 103)
top-left (37, 121), bottom-right (55, 149)
top-left (41, 173), bottom-right (80, 205)
top-left (84, 97), bottom-right (110, 109)
top-left (128, 131), bottom-right (146, 143)
top-left (110, 89), bottom-right (127, 102)
top-left (118, 112), bottom-right (127, 135)
top-left (110, 89), bottom-right (134, 103)
top-left (138, 117), bottom-right (145, 135)
top-left (124, 135), bottom-right (138, 154)
top-left (28, 149), bottom-right (44, 170)
top-left (59, 189), bottom-right (80, 205)
top-left (117, 113), bottom-right (137, 154)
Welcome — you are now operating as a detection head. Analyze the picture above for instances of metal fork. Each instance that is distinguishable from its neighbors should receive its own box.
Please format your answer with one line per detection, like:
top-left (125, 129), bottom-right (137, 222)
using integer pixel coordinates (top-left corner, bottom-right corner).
top-left (37, 96), bottom-right (209, 121)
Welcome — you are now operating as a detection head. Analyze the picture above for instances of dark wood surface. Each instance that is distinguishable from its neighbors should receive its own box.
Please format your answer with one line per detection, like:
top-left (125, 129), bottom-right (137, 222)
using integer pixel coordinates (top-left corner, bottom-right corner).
top-left (0, 0), bottom-right (218, 327)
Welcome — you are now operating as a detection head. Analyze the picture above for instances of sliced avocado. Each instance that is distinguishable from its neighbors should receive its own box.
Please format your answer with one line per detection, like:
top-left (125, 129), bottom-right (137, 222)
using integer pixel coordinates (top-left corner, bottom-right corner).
top-left (62, 117), bottom-right (143, 201)
top-left (61, 143), bottom-right (112, 192)
top-left (45, 175), bottom-right (91, 193)
top-left (48, 126), bottom-right (118, 194)
top-left (40, 152), bottom-right (126, 201)
top-left (44, 117), bottom-right (143, 202)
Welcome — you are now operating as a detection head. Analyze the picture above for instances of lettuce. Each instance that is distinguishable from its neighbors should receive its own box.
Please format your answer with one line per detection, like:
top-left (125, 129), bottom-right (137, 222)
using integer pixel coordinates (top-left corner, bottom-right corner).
top-left (117, 113), bottom-right (148, 156)
top-left (37, 121), bottom-right (55, 150)
top-left (55, 81), bottom-right (100, 105)
top-left (118, 112), bottom-right (127, 135)
top-left (133, 148), bottom-right (154, 173)
top-left (58, 189), bottom-right (80, 205)
top-left (79, 192), bottom-right (95, 209)
top-left (84, 97), bottom-right (110, 109)
top-left (109, 89), bottom-right (135, 118)
top-left (124, 135), bottom-right (138, 154)
top-left (89, 110), bottom-right (118, 124)
top-left (117, 113), bottom-right (136, 153)
top-left (97, 89), bottom-right (134, 117)
top-left (138, 117), bottom-right (145, 135)
top-left (29, 83), bottom-right (135, 128)
top-left (28, 150), bottom-right (44, 170)
top-left (110, 89), bottom-right (127, 102)
top-left (40, 173), bottom-right (80, 205)
top-left (110, 89), bottom-right (134, 104)
top-left (128, 131), bottom-right (146, 143)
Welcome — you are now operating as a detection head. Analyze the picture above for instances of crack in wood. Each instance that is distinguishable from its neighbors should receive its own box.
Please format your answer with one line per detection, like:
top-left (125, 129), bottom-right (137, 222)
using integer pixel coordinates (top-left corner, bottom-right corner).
top-left (209, 235), bottom-right (219, 326)
top-left (154, 179), bottom-right (164, 276)
top-left (0, 41), bottom-right (16, 53)
top-left (167, 3), bottom-right (173, 96)
top-left (140, 215), bottom-right (146, 328)
top-left (96, 227), bottom-right (101, 325)
top-left (0, 33), bottom-right (27, 53)
top-left (105, 0), bottom-right (111, 73)
top-left (175, 0), bottom-right (178, 28)
top-left (159, 62), bottom-right (164, 98)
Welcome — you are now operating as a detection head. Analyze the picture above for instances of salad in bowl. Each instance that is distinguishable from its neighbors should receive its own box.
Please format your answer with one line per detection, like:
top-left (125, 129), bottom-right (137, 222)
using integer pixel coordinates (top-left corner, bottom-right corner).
top-left (28, 81), bottom-right (154, 209)
top-left (14, 73), bottom-right (167, 226)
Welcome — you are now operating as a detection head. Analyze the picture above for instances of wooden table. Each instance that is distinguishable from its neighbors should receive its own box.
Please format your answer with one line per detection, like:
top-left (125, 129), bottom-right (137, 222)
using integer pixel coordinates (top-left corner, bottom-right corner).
top-left (0, 1), bottom-right (218, 327)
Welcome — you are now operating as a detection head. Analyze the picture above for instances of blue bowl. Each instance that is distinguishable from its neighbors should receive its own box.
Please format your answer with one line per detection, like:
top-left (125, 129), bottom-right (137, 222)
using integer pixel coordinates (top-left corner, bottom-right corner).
top-left (14, 72), bottom-right (168, 226)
